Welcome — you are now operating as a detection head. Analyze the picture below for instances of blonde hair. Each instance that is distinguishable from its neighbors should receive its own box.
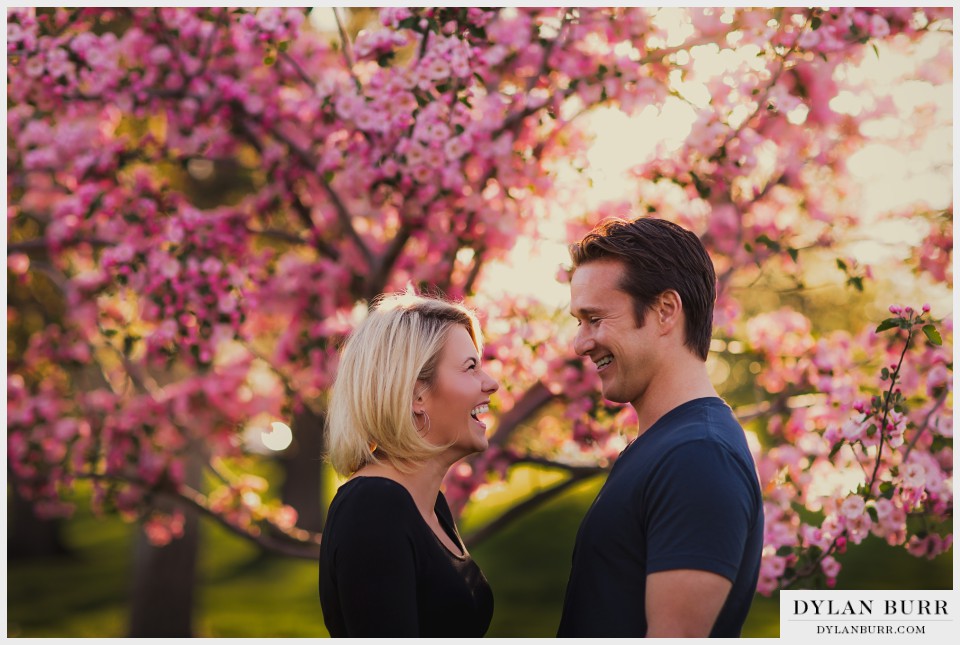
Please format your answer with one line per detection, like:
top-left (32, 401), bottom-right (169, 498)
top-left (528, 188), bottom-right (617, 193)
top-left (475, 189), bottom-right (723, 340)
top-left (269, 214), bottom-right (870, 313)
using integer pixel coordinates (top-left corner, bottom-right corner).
top-left (326, 291), bottom-right (483, 476)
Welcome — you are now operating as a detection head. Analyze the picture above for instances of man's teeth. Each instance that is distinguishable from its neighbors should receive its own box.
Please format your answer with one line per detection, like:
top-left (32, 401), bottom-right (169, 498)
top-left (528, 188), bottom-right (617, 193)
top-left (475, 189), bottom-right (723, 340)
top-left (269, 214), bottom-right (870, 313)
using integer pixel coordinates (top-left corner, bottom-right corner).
top-left (596, 356), bottom-right (613, 369)
top-left (470, 404), bottom-right (489, 418)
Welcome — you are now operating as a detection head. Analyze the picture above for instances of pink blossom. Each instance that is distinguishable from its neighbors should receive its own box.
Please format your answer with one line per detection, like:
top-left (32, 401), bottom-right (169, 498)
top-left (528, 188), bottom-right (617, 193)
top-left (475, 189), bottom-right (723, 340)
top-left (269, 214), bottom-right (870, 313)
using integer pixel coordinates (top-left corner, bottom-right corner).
top-left (487, 12), bottom-right (532, 51)
top-left (24, 56), bottom-right (45, 78)
top-left (839, 418), bottom-right (867, 442)
top-left (905, 534), bottom-right (949, 559)
top-left (902, 462), bottom-right (926, 489)
top-left (423, 57), bottom-right (451, 82)
top-left (148, 45), bottom-right (172, 65)
top-left (839, 495), bottom-right (865, 520)
top-left (8, 21), bottom-right (26, 44)
top-left (707, 203), bottom-right (740, 254)
top-left (353, 107), bottom-right (380, 132)
top-left (379, 7), bottom-right (413, 29)
top-left (444, 136), bottom-right (470, 160)
top-left (8, 253), bottom-right (31, 275)
top-left (820, 555), bottom-right (841, 578)
top-left (334, 93), bottom-right (364, 120)
top-left (760, 554), bottom-right (787, 578)
top-left (45, 47), bottom-right (75, 78)
top-left (354, 29), bottom-right (407, 60)
top-left (480, 44), bottom-right (508, 68)
top-left (256, 8), bottom-right (284, 32)
top-left (868, 15), bottom-right (891, 38)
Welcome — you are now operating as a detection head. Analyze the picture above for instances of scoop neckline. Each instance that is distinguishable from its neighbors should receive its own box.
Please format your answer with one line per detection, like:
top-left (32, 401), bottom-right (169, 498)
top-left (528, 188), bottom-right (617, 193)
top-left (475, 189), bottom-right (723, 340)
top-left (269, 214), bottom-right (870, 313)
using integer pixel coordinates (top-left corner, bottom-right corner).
top-left (345, 475), bottom-right (469, 560)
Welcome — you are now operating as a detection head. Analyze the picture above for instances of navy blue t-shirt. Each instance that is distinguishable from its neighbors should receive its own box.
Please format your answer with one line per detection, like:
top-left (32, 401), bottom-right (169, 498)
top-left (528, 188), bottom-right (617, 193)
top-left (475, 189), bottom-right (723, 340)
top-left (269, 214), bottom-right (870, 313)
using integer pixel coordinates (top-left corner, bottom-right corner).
top-left (558, 397), bottom-right (763, 637)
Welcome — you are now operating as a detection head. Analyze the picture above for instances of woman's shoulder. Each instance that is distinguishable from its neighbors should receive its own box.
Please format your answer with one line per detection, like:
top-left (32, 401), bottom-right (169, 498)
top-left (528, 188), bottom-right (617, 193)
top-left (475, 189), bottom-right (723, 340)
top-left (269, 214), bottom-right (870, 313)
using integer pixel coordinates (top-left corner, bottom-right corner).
top-left (329, 476), bottom-right (418, 525)
top-left (322, 478), bottom-right (421, 562)
top-left (341, 475), bottom-right (409, 493)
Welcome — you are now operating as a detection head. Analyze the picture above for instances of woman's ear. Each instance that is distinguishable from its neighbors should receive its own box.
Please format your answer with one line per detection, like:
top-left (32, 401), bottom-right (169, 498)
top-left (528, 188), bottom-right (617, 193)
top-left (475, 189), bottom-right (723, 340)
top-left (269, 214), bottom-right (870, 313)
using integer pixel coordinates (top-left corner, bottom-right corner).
top-left (412, 384), bottom-right (426, 415)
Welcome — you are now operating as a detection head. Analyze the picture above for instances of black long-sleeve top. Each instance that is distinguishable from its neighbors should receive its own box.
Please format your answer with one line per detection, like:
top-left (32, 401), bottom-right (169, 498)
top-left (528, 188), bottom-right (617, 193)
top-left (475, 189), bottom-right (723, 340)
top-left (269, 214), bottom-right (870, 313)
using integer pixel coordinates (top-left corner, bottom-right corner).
top-left (319, 476), bottom-right (494, 637)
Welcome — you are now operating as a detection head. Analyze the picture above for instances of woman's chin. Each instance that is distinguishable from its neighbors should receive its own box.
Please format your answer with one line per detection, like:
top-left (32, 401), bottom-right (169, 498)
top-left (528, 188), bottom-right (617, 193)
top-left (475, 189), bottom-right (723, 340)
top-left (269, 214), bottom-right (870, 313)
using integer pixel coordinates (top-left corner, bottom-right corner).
top-left (461, 434), bottom-right (489, 456)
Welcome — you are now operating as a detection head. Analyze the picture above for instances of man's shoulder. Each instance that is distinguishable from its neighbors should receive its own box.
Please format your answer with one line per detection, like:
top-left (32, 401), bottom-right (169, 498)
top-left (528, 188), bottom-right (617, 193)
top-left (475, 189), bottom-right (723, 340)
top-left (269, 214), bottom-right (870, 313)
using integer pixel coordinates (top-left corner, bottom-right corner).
top-left (659, 398), bottom-right (749, 454)
top-left (609, 399), bottom-right (753, 491)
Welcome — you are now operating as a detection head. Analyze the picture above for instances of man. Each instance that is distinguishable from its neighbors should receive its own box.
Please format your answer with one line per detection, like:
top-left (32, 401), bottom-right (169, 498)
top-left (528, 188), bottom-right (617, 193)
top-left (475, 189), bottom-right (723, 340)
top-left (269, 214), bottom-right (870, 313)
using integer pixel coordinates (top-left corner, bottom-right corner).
top-left (557, 217), bottom-right (763, 638)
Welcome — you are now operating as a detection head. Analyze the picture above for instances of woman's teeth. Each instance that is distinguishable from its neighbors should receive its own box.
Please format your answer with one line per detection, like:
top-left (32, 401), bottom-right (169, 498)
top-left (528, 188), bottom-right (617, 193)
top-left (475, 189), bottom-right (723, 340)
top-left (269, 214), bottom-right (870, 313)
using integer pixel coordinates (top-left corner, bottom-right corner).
top-left (596, 356), bottom-right (613, 369)
top-left (470, 403), bottom-right (489, 419)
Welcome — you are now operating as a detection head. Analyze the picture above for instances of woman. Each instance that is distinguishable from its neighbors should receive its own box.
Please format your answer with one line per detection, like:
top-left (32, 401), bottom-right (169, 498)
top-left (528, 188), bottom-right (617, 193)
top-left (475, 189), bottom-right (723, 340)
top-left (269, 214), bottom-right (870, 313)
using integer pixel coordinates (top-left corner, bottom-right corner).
top-left (318, 291), bottom-right (500, 637)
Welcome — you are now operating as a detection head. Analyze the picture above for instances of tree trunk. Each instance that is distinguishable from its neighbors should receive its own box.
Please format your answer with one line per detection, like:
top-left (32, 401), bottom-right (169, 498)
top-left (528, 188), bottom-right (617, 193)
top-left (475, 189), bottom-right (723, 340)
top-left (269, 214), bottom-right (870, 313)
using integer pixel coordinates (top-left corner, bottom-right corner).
top-left (6, 474), bottom-right (71, 559)
top-left (127, 454), bottom-right (203, 637)
top-left (278, 409), bottom-right (326, 532)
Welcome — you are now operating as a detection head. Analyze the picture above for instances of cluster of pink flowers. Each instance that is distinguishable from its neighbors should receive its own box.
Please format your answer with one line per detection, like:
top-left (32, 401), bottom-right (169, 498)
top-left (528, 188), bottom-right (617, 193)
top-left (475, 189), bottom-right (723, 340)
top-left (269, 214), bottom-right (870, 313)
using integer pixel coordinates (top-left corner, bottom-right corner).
top-left (241, 7), bottom-right (305, 43)
top-left (261, 255), bottom-right (357, 403)
top-left (914, 217), bottom-right (953, 285)
top-left (205, 472), bottom-right (299, 542)
top-left (753, 304), bottom-right (952, 592)
top-left (142, 510), bottom-right (186, 547)
top-left (354, 28), bottom-right (410, 62)
top-left (769, 7), bottom-right (945, 55)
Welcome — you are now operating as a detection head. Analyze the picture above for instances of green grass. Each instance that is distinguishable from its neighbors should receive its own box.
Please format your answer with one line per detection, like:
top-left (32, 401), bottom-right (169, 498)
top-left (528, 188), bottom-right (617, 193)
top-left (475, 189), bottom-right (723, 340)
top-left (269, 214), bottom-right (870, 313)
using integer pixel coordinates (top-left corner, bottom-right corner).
top-left (6, 468), bottom-right (951, 637)
top-left (475, 474), bottom-right (598, 637)
top-left (7, 503), bottom-right (135, 637)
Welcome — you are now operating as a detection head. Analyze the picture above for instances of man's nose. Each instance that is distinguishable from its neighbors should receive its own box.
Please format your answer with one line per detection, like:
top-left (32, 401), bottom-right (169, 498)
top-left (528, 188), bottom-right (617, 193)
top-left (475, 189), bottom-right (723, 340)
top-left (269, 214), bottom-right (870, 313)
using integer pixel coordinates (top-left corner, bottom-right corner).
top-left (573, 326), bottom-right (594, 357)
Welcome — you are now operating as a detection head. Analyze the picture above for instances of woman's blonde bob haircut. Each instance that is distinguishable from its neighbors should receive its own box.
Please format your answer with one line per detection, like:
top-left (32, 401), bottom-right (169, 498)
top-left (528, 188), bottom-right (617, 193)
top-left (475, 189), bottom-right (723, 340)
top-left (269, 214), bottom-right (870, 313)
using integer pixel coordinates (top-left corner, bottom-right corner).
top-left (326, 290), bottom-right (483, 476)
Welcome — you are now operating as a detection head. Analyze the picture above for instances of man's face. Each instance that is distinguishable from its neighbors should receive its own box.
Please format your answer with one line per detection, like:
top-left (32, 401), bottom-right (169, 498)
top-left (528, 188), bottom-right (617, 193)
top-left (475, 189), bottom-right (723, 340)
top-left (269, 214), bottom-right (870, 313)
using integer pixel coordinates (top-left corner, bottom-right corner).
top-left (569, 259), bottom-right (663, 409)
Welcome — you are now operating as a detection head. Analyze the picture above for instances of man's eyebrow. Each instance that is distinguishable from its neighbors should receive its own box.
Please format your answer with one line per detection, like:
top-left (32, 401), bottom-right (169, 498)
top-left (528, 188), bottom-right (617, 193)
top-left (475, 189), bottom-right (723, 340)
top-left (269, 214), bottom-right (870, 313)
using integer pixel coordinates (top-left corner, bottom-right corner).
top-left (570, 306), bottom-right (603, 317)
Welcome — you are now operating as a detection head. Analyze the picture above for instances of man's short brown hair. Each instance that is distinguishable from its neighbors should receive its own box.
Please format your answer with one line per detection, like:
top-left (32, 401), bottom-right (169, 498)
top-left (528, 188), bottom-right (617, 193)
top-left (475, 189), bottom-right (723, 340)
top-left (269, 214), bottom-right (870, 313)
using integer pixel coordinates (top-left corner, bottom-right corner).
top-left (569, 217), bottom-right (717, 360)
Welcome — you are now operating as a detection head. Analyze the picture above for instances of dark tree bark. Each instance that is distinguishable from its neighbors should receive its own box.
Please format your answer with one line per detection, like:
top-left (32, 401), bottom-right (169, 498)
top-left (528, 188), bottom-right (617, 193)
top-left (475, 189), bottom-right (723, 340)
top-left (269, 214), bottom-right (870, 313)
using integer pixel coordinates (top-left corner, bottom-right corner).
top-left (278, 409), bottom-right (326, 532)
top-left (127, 453), bottom-right (202, 637)
top-left (7, 474), bottom-right (71, 559)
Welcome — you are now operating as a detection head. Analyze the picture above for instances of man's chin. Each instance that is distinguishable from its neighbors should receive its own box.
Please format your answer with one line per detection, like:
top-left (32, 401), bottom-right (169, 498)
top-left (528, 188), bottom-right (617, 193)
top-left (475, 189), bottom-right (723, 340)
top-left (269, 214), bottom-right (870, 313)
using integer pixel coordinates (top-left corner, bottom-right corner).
top-left (600, 387), bottom-right (629, 404)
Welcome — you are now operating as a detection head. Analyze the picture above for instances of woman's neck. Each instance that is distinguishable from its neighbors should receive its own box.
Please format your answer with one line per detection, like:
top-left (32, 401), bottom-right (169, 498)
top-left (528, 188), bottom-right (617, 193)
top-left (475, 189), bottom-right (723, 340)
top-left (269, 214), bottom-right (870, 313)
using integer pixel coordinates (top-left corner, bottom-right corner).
top-left (353, 457), bottom-right (450, 519)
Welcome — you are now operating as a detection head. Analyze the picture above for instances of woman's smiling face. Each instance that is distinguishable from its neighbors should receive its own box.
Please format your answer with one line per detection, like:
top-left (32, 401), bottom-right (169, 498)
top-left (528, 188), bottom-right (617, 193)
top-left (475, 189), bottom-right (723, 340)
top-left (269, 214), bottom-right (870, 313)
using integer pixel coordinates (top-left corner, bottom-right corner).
top-left (417, 325), bottom-right (499, 459)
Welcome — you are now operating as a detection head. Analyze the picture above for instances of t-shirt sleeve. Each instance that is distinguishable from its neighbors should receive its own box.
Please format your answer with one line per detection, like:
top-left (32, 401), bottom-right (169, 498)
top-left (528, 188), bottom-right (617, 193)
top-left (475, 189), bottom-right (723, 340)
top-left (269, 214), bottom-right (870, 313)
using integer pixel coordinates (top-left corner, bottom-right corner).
top-left (330, 487), bottom-right (421, 636)
top-left (643, 440), bottom-right (758, 581)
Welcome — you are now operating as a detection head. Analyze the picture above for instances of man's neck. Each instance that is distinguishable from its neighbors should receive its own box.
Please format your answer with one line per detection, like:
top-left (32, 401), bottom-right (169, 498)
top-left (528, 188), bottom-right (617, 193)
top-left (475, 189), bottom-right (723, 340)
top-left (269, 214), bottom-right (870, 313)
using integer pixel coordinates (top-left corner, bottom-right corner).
top-left (632, 357), bottom-right (718, 438)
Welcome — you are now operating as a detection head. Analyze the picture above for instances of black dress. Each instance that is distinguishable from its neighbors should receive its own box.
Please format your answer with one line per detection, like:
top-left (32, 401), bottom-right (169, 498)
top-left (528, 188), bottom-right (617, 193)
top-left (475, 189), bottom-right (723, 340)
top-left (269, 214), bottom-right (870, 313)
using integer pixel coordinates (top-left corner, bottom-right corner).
top-left (318, 476), bottom-right (494, 637)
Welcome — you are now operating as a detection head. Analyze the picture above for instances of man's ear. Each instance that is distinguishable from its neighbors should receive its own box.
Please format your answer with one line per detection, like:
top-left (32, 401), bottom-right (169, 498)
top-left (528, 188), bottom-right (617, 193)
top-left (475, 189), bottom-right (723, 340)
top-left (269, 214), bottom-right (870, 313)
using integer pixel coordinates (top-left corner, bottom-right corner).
top-left (656, 290), bottom-right (683, 335)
